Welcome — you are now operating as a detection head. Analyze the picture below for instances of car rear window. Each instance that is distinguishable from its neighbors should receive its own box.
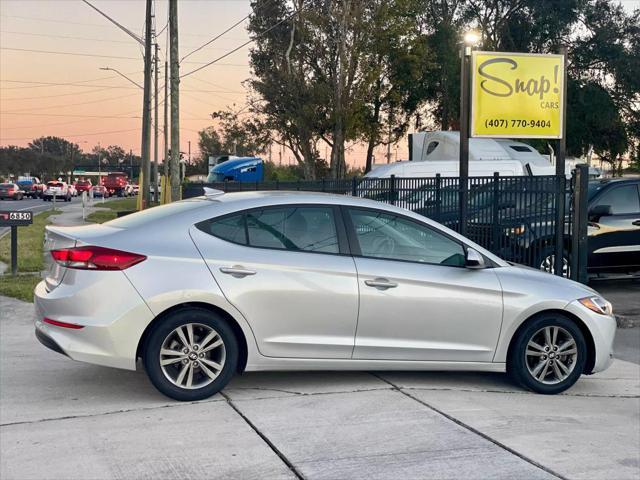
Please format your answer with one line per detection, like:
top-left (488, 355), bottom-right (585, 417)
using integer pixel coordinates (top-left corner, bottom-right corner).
top-left (104, 198), bottom-right (211, 228)
top-left (48, 182), bottom-right (63, 187)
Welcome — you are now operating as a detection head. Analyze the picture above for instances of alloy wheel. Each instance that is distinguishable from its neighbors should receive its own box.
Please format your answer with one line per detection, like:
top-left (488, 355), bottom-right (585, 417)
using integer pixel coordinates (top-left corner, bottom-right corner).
top-left (539, 254), bottom-right (570, 278)
top-left (525, 326), bottom-right (578, 385)
top-left (159, 323), bottom-right (226, 390)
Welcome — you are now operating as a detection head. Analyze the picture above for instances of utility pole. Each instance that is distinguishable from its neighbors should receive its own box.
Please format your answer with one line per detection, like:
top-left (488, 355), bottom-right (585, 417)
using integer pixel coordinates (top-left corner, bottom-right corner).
top-left (169, 0), bottom-right (181, 201)
top-left (163, 60), bottom-right (169, 202)
top-left (138, 0), bottom-right (153, 209)
top-left (153, 42), bottom-right (159, 204)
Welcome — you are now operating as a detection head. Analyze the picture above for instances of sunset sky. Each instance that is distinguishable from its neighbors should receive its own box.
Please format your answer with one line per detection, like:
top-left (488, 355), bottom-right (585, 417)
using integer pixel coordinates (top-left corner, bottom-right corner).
top-left (1, 0), bottom-right (639, 168)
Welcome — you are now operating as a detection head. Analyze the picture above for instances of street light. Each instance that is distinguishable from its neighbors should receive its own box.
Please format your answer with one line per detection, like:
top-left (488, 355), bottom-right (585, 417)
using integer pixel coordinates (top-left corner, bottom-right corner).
top-left (463, 30), bottom-right (481, 46)
top-left (99, 67), bottom-right (143, 90)
top-left (458, 29), bottom-right (481, 237)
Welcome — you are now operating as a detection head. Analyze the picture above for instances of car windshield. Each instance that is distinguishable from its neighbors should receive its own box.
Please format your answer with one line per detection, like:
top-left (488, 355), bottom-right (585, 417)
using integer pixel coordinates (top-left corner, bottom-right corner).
top-left (588, 182), bottom-right (608, 201)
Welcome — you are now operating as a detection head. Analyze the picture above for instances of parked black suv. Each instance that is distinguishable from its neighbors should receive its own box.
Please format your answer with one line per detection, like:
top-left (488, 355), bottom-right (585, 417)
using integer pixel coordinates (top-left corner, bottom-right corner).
top-left (478, 177), bottom-right (640, 275)
top-left (585, 178), bottom-right (640, 274)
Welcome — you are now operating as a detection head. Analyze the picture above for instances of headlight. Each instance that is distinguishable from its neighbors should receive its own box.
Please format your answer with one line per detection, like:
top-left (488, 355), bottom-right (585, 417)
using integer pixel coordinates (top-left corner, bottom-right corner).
top-left (504, 224), bottom-right (526, 236)
top-left (578, 296), bottom-right (613, 316)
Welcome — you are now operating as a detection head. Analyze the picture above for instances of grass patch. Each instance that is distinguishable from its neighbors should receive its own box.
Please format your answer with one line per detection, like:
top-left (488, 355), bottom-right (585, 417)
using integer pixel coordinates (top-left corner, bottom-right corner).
top-left (0, 274), bottom-right (41, 302)
top-left (0, 209), bottom-right (60, 272)
top-left (86, 197), bottom-right (138, 224)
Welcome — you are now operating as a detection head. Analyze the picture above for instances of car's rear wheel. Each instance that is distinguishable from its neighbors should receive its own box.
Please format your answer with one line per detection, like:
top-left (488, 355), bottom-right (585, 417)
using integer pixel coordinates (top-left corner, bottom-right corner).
top-left (508, 313), bottom-right (586, 394)
top-left (143, 308), bottom-right (238, 401)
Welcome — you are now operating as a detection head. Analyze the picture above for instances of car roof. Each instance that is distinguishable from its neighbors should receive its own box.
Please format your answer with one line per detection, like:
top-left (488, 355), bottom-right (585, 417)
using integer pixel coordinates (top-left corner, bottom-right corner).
top-left (202, 190), bottom-right (443, 221)
top-left (589, 177), bottom-right (639, 187)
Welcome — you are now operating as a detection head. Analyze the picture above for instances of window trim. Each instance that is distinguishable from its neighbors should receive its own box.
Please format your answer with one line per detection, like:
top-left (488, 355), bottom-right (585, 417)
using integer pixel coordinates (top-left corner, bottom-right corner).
top-left (195, 204), bottom-right (351, 256)
top-left (590, 183), bottom-right (640, 216)
top-left (341, 205), bottom-right (471, 268)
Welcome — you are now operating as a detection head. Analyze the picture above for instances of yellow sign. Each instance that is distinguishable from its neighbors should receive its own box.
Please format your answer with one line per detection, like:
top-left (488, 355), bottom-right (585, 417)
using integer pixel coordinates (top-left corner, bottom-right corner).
top-left (471, 51), bottom-right (564, 138)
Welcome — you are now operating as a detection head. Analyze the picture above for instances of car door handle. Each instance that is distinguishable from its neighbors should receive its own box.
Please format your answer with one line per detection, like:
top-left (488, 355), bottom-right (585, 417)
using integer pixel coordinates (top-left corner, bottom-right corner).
top-left (633, 220), bottom-right (640, 226)
top-left (365, 278), bottom-right (398, 289)
top-left (219, 266), bottom-right (256, 277)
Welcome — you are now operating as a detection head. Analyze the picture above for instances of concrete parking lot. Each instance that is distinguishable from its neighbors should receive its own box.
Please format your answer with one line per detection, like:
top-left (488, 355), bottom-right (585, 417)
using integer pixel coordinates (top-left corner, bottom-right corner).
top-left (1, 294), bottom-right (638, 480)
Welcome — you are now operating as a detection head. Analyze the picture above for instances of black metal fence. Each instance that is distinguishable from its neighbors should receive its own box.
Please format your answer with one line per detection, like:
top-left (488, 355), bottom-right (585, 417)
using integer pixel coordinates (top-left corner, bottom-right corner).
top-left (184, 169), bottom-right (589, 282)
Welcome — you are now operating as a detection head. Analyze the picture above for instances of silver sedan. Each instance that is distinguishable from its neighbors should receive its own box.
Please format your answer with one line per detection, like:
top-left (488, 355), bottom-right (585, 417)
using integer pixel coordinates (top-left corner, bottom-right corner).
top-left (34, 191), bottom-right (616, 401)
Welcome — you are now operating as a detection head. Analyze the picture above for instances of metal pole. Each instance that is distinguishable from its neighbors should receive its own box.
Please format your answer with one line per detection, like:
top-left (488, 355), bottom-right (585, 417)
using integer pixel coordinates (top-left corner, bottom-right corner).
top-left (140, 0), bottom-right (153, 208)
top-left (458, 44), bottom-right (471, 237)
top-left (10, 226), bottom-right (17, 275)
top-left (571, 164), bottom-right (589, 283)
top-left (164, 61), bottom-right (169, 182)
top-left (554, 46), bottom-right (568, 276)
top-left (169, 0), bottom-right (181, 201)
top-left (153, 43), bottom-right (159, 204)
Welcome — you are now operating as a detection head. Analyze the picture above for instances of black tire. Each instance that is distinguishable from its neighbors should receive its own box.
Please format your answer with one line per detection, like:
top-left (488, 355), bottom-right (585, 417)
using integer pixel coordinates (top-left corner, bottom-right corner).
top-left (143, 308), bottom-right (238, 401)
top-left (508, 313), bottom-right (587, 394)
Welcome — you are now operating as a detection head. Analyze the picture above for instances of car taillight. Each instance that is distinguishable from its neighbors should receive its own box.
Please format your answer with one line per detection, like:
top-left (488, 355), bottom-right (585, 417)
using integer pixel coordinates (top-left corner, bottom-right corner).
top-left (43, 317), bottom-right (84, 329)
top-left (50, 246), bottom-right (146, 270)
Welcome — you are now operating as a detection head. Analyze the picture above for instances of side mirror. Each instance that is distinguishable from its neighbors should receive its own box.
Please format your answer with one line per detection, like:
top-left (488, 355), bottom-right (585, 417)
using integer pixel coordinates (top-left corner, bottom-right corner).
top-left (589, 204), bottom-right (612, 221)
top-left (465, 247), bottom-right (486, 269)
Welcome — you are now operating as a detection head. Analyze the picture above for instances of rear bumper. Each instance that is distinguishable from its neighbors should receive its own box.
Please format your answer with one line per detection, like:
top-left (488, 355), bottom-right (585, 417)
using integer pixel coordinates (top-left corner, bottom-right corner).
top-left (35, 328), bottom-right (69, 358)
top-left (34, 274), bottom-right (155, 371)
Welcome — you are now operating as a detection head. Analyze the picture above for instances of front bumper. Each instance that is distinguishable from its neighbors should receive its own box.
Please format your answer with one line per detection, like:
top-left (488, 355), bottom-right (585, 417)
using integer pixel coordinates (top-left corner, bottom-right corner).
top-left (565, 299), bottom-right (616, 374)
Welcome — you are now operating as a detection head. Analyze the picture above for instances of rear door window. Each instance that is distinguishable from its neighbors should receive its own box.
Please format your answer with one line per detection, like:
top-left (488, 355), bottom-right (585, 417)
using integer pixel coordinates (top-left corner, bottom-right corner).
top-left (198, 206), bottom-right (340, 254)
top-left (247, 207), bottom-right (339, 253)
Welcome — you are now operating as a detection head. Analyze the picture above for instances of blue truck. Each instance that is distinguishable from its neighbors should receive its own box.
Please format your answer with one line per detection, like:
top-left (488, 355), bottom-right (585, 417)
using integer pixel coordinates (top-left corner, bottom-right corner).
top-left (206, 157), bottom-right (263, 183)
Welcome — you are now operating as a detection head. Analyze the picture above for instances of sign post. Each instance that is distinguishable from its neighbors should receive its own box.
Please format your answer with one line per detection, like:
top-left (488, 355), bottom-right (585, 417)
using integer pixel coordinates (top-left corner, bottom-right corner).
top-left (0, 211), bottom-right (33, 275)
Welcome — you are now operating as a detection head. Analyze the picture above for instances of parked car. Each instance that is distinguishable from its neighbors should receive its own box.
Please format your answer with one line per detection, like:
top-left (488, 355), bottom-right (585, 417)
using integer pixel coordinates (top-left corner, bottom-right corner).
top-left (42, 181), bottom-right (71, 202)
top-left (92, 185), bottom-right (109, 198)
top-left (16, 177), bottom-right (44, 198)
top-left (75, 179), bottom-right (93, 194)
top-left (131, 184), bottom-right (139, 195)
top-left (35, 191), bottom-right (615, 401)
top-left (0, 183), bottom-right (25, 200)
top-left (585, 178), bottom-right (640, 275)
top-left (474, 177), bottom-right (640, 276)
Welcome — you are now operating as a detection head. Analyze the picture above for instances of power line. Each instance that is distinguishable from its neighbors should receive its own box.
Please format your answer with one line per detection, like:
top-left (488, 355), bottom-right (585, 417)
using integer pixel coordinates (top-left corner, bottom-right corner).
top-left (0, 31), bottom-right (143, 45)
top-left (0, 79), bottom-right (244, 94)
top-left (0, 47), bottom-right (248, 66)
top-left (81, 0), bottom-right (144, 45)
top-left (0, 14), bottom-right (122, 28)
top-left (4, 92), bottom-right (141, 113)
top-left (0, 112), bottom-right (141, 119)
top-left (2, 116), bottom-right (141, 130)
top-left (180, 12), bottom-right (251, 63)
top-left (0, 74), bottom-right (132, 89)
top-left (180, 8), bottom-right (297, 78)
top-left (1, 128), bottom-right (141, 142)
top-left (2, 86), bottom-right (127, 101)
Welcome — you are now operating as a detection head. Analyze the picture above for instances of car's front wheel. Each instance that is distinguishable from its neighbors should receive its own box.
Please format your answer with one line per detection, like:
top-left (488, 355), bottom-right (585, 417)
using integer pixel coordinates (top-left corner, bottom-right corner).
top-left (143, 308), bottom-right (238, 401)
top-left (508, 313), bottom-right (586, 394)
